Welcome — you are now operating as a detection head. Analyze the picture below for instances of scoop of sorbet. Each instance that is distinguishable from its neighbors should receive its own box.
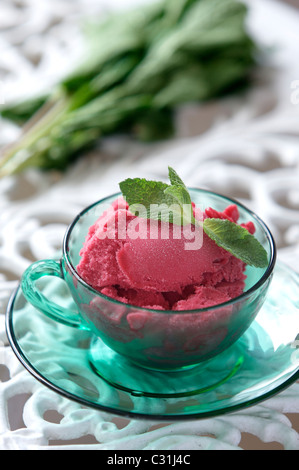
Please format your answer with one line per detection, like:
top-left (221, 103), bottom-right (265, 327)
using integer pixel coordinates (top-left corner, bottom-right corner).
top-left (77, 198), bottom-right (254, 310)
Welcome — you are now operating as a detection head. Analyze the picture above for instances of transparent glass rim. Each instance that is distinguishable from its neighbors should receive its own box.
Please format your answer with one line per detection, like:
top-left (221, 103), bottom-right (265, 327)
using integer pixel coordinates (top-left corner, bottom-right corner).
top-left (64, 188), bottom-right (277, 314)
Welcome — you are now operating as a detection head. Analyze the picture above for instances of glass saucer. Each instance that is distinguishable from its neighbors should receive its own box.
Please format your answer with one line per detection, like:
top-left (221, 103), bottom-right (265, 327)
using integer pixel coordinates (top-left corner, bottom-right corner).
top-left (5, 261), bottom-right (299, 420)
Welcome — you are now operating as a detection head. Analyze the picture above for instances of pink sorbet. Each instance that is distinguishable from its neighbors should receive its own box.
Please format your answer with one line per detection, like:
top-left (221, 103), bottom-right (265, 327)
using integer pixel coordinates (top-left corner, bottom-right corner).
top-left (76, 197), bottom-right (255, 311)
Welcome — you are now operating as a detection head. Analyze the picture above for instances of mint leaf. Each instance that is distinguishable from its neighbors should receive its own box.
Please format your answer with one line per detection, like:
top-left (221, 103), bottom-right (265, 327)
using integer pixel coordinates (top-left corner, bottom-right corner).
top-left (164, 184), bottom-right (196, 225)
top-left (119, 176), bottom-right (195, 225)
top-left (119, 178), bottom-right (169, 208)
top-left (119, 178), bottom-right (169, 221)
top-left (165, 166), bottom-right (196, 225)
top-left (203, 218), bottom-right (269, 268)
top-left (168, 166), bottom-right (186, 187)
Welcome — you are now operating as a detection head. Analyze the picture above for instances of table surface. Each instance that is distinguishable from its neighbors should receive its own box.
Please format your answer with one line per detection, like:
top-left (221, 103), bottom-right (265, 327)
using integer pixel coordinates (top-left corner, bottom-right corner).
top-left (0, 0), bottom-right (299, 450)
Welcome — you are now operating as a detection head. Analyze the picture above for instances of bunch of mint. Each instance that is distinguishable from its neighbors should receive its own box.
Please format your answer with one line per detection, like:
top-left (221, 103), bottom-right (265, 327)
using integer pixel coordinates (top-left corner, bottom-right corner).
top-left (0, 0), bottom-right (256, 177)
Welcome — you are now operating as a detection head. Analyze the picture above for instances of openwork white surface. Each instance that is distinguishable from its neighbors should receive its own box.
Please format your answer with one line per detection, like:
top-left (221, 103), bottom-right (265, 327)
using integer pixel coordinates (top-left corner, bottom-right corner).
top-left (0, 0), bottom-right (299, 450)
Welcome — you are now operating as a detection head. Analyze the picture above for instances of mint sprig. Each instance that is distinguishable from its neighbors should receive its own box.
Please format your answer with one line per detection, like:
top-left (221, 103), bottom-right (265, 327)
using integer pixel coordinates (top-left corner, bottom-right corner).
top-left (203, 218), bottom-right (268, 268)
top-left (119, 170), bottom-right (196, 226)
top-left (119, 167), bottom-right (269, 268)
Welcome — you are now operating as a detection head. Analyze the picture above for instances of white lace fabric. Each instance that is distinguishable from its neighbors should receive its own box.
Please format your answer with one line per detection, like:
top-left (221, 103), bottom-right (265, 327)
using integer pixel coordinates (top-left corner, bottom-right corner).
top-left (0, 0), bottom-right (298, 450)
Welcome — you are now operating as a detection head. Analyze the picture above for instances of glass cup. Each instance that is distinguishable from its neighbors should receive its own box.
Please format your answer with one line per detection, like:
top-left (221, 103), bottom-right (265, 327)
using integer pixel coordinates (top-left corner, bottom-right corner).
top-left (21, 189), bottom-right (276, 372)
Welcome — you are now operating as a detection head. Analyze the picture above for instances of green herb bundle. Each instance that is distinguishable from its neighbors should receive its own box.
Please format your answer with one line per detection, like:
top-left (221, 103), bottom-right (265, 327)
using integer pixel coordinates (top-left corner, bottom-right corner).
top-left (0, 0), bottom-right (256, 176)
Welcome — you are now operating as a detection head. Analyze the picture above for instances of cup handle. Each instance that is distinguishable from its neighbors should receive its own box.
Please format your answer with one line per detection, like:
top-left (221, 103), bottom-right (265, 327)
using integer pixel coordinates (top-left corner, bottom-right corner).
top-left (21, 259), bottom-right (83, 329)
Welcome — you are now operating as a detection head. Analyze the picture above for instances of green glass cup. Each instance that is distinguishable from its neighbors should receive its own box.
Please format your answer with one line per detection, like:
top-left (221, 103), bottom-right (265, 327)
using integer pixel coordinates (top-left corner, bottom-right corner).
top-left (21, 189), bottom-right (276, 372)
